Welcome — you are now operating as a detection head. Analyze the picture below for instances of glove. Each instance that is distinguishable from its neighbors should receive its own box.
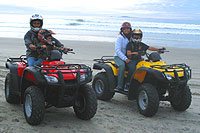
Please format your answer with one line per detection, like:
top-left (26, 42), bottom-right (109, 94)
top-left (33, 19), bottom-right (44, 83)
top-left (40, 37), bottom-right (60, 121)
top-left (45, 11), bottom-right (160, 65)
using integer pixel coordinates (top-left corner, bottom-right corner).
top-left (158, 47), bottom-right (166, 53)
top-left (138, 51), bottom-right (146, 56)
top-left (62, 48), bottom-right (73, 54)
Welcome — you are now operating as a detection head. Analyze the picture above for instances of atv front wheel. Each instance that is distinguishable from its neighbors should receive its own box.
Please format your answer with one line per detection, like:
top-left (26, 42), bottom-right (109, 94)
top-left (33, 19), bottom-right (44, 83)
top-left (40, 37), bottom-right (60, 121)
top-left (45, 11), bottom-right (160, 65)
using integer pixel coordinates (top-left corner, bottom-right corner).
top-left (137, 83), bottom-right (159, 117)
top-left (73, 84), bottom-right (97, 120)
top-left (92, 72), bottom-right (114, 101)
top-left (23, 86), bottom-right (45, 125)
top-left (5, 73), bottom-right (20, 104)
top-left (170, 85), bottom-right (192, 111)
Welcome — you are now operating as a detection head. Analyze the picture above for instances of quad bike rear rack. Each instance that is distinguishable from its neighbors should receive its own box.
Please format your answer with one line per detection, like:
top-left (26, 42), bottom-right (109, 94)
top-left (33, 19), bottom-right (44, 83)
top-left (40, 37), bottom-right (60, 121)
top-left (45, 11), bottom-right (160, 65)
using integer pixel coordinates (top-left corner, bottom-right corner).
top-left (6, 55), bottom-right (27, 64)
top-left (93, 56), bottom-right (118, 67)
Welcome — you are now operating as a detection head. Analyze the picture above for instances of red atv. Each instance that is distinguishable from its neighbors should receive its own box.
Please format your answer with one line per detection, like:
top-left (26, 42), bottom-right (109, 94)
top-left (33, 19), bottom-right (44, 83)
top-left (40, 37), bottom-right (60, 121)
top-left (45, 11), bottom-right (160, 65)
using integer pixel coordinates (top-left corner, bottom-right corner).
top-left (4, 50), bottom-right (97, 125)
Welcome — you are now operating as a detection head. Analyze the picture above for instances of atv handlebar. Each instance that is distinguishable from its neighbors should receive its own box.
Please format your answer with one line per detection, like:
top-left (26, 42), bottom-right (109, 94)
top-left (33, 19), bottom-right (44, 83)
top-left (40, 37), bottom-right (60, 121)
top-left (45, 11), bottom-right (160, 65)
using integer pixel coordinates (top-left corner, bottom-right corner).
top-left (137, 48), bottom-right (169, 62)
top-left (137, 47), bottom-right (169, 56)
top-left (62, 48), bottom-right (75, 54)
top-left (158, 47), bottom-right (169, 54)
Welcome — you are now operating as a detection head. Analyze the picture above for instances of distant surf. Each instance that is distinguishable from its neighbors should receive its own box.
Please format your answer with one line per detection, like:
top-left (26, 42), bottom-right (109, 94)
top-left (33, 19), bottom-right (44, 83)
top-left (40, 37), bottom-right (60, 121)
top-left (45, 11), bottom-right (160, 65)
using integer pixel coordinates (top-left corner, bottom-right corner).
top-left (0, 13), bottom-right (199, 48)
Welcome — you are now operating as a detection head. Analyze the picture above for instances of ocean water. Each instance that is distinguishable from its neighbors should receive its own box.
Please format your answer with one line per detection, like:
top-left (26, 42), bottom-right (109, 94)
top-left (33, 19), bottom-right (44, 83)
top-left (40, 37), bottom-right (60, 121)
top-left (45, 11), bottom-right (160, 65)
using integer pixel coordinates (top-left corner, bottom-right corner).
top-left (0, 13), bottom-right (200, 48)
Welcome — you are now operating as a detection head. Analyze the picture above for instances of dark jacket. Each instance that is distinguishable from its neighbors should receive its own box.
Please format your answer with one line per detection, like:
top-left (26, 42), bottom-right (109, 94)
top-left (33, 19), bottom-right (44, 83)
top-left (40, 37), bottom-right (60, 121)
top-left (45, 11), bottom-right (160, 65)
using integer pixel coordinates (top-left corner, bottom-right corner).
top-left (24, 30), bottom-right (63, 58)
top-left (126, 41), bottom-right (149, 60)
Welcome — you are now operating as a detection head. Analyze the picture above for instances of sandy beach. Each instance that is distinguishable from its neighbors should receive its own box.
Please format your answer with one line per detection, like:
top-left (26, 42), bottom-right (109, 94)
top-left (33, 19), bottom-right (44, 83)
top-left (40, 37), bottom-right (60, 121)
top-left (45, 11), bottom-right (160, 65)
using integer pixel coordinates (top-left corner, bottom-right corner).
top-left (0, 37), bottom-right (200, 133)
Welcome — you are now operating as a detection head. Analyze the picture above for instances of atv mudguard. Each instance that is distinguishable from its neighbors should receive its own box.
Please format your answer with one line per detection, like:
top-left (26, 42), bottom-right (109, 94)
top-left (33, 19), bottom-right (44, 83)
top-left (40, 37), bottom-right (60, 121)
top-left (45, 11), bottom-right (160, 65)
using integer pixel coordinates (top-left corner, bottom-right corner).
top-left (128, 67), bottom-right (167, 100)
top-left (5, 61), bottom-right (22, 96)
top-left (93, 63), bottom-right (116, 92)
top-left (20, 67), bottom-right (46, 99)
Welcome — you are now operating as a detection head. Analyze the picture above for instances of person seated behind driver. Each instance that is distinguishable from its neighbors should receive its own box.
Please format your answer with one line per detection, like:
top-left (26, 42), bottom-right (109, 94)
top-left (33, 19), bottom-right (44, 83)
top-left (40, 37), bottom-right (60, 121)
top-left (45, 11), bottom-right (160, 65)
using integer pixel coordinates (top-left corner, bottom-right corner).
top-left (24, 14), bottom-right (63, 66)
top-left (114, 22), bottom-right (132, 91)
top-left (126, 29), bottom-right (163, 82)
top-left (37, 29), bottom-right (71, 61)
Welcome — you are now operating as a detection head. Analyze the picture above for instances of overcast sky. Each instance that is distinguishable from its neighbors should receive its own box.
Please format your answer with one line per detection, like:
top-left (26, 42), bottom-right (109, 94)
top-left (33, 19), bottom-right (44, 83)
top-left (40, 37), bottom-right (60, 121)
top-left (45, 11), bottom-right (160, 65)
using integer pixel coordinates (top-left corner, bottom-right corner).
top-left (0, 0), bottom-right (164, 11)
top-left (0, 0), bottom-right (199, 23)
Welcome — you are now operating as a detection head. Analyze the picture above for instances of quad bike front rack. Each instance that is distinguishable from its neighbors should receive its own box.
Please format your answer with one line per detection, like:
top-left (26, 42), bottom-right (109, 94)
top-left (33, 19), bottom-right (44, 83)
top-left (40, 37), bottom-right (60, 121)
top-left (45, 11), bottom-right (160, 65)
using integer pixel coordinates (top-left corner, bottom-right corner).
top-left (34, 63), bottom-right (92, 85)
top-left (151, 63), bottom-right (192, 82)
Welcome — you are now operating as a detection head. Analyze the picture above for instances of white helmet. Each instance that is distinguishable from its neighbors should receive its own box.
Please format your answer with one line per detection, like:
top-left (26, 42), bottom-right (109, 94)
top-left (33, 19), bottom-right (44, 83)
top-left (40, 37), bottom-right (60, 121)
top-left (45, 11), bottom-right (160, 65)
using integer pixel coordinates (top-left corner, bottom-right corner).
top-left (30, 14), bottom-right (43, 32)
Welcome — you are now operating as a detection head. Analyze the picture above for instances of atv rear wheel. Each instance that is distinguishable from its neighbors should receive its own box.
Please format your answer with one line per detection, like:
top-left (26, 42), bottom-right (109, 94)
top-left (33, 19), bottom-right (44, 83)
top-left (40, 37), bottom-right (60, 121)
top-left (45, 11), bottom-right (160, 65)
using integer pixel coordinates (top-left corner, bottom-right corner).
top-left (73, 84), bottom-right (97, 120)
top-left (137, 83), bottom-right (159, 117)
top-left (92, 72), bottom-right (114, 101)
top-left (5, 73), bottom-right (20, 104)
top-left (170, 85), bottom-right (192, 111)
top-left (23, 86), bottom-right (45, 125)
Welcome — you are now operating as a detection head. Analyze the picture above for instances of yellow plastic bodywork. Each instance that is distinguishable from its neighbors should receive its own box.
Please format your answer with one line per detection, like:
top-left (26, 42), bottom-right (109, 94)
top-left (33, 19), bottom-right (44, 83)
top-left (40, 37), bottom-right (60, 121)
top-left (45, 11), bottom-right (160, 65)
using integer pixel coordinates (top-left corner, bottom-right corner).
top-left (107, 60), bottom-right (185, 80)
top-left (106, 61), bottom-right (120, 76)
top-left (133, 70), bottom-right (147, 83)
top-left (136, 60), bottom-right (184, 78)
top-left (106, 61), bottom-right (128, 77)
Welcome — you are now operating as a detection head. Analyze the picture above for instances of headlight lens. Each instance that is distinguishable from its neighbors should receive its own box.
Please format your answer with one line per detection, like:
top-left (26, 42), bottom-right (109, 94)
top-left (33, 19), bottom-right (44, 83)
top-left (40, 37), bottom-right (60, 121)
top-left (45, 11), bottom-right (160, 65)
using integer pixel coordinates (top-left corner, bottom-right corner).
top-left (186, 69), bottom-right (191, 79)
top-left (164, 73), bottom-right (173, 80)
top-left (44, 75), bottom-right (58, 83)
top-left (80, 74), bottom-right (86, 82)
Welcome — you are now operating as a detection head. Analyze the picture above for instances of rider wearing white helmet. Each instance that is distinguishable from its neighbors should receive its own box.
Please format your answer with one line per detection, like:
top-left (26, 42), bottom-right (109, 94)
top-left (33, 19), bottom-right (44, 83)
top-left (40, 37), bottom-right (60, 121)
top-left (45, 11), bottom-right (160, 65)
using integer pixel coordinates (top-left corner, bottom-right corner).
top-left (30, 14), bottom-right (43, 32)
top-left (24, 14), bottom-right (62, 66)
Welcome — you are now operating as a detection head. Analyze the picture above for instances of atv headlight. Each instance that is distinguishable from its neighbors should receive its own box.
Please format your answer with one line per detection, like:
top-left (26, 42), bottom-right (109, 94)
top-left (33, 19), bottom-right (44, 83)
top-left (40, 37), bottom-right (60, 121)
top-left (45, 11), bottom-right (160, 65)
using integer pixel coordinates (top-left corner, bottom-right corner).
top-left (164, 73), bottom-right (173, 80)
top-left (44, 75), bottom-right (58, 83)
top-left (80, 74), bottom-right (86, 82)
top-left (186, 69), bottom-right (191, 79)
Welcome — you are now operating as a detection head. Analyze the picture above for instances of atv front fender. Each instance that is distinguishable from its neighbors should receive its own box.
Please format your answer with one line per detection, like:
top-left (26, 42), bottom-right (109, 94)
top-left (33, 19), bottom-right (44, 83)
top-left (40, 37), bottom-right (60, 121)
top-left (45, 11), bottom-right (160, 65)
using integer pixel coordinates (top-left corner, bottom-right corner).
top-left (93, 63), bottom-right (116, 92)
top-left (20, 67), bottom-right (46, 99)
top-left (128, 67), bottom-right (167, 100)
top-left (133, 67), bottom-right (167, 84)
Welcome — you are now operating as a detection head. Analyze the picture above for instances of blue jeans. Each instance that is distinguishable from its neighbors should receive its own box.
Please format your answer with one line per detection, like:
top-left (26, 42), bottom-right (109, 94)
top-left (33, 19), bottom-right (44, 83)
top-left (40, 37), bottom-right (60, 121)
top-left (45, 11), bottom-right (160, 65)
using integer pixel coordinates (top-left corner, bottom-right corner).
top-left (127, 60), bottom-right (138, 82)
top-left (114, 56), bottom-right (125, 88)
top-left (27, 57), bottom-right (43, 66)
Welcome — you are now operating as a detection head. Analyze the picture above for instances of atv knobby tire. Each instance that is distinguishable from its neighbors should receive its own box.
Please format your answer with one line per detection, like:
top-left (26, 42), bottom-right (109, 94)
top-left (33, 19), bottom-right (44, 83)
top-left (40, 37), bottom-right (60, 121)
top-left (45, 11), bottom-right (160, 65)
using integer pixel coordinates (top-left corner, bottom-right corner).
top-left (73, 84), bottom-right (97, 120)
top-left (92, 72), bottom-right (114, 101)
top-left (170, 85), bottom-right (192, 111)
top-left (23, 86), bottom-right (45, 125)
top-left (137, 83), bottom-right (159, 117)
top-left (5, 73), bottom-right (20, 104)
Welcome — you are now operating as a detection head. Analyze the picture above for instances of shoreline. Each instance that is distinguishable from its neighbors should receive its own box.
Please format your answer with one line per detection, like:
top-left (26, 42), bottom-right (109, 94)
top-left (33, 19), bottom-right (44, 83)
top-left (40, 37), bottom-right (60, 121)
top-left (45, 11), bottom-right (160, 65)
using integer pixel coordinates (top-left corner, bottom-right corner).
top-left (1, 36), bottom-right (200, 50)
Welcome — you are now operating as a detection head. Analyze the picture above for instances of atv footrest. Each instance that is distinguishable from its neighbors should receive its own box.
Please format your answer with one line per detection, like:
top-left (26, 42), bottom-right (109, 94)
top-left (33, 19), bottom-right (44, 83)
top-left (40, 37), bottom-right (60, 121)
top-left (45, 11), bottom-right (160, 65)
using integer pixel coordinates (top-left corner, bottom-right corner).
top-left (115, 89), bottom-right (128, 95)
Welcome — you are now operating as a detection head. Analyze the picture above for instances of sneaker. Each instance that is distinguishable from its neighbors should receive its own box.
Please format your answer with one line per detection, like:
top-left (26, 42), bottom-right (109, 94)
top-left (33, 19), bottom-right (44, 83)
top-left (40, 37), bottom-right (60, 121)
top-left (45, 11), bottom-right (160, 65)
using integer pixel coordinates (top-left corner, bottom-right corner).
top-left (124, 83), bottom-right (130, 92)
top-left (124, 88), bottom-right (128, 92)
top-left (114, 86), bottom-right (123, 91)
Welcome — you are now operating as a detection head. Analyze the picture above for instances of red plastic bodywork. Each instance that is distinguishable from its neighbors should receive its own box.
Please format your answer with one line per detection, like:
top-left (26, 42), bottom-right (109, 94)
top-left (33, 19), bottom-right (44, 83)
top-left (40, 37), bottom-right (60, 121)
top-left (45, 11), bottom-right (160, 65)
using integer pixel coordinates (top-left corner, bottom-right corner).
top-left (16, 60), bottom-right (85, 81)
top-left (42, 61), bottom-right (85, 80)
top-left (17, 62), bottom-right (27, 77)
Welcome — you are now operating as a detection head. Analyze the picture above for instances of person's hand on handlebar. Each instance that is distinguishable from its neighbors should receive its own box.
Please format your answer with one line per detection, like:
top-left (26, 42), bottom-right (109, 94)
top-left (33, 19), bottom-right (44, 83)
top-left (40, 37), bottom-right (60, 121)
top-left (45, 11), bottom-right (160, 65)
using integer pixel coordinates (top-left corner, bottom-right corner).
top-left (61, 47), bottom-right (73, 54)
top-left (158, 47), bottom-right (166, 53)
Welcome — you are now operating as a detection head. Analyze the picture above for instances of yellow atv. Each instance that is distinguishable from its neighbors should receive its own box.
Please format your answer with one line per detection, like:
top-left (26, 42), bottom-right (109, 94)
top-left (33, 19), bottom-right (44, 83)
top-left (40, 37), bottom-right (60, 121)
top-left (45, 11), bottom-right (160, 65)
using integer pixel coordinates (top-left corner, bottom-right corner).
top-left (92, 51), bottom-right (192, 117)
